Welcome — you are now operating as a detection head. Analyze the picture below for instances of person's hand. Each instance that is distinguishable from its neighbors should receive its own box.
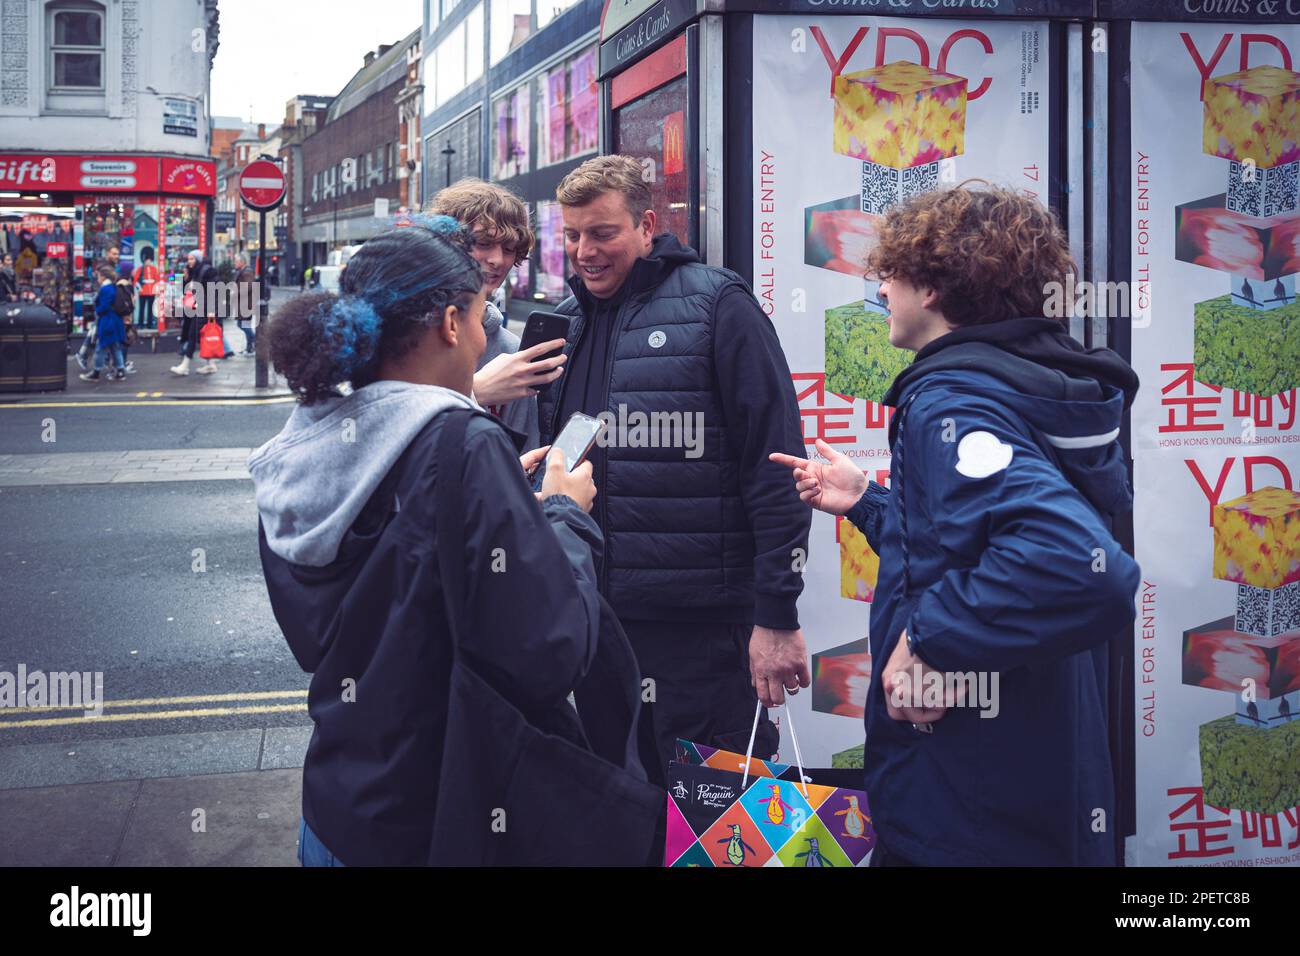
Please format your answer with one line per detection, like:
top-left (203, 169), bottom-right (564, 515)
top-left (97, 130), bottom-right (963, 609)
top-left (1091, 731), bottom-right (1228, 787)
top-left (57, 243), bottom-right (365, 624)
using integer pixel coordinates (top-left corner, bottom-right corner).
top-left (538, 447), bottom-right (596, 513)
top-left (749, 626), bottom-right (811, 708)
top-left (519, 444), bottom-right (551, 476)
top-left (769, 438), bottom-right (867, 515)
top-left (881, 630), bottom-right (955, 728)
top-left (473, 340), bottom-right (567, 406)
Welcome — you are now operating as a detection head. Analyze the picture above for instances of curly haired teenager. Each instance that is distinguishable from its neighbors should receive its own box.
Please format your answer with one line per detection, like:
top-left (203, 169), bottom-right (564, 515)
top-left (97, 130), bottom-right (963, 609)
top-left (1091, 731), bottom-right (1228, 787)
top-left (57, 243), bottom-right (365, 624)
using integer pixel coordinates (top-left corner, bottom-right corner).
top-left (773, 184), bottom-right (1141, 866)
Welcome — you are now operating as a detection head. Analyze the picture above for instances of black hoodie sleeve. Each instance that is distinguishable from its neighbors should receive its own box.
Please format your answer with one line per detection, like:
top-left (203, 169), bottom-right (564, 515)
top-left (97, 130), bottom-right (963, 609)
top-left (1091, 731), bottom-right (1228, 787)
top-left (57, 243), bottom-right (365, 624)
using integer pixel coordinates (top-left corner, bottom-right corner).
top-left (457, 422), bottom-right (602, 710)
top-left (712, 285), bottom-right (811, 630)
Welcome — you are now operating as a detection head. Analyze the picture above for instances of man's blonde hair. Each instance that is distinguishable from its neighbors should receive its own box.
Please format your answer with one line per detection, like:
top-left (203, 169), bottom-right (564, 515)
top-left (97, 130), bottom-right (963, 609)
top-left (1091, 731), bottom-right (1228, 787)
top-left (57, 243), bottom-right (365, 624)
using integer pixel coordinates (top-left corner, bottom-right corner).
top-left (556, 155), bottom-right (652, 224)
top-left (426, 178), bottom-right (533, 264)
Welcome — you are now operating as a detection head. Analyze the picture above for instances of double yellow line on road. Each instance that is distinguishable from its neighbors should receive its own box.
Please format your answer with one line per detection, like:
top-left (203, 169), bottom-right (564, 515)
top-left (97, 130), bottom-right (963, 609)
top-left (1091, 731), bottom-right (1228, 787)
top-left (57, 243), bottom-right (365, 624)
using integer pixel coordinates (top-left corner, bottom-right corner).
top-left (0, 689), bottom-right (308, 730)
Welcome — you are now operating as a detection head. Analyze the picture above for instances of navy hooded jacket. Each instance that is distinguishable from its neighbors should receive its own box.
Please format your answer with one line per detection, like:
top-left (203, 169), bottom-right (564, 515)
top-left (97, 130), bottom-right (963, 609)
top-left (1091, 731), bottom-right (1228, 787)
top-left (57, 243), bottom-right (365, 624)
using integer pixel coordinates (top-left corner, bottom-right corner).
top-left (250, 383), bottom-right (604, 865)
top-left (846, 317), bottom-right (1141, 866)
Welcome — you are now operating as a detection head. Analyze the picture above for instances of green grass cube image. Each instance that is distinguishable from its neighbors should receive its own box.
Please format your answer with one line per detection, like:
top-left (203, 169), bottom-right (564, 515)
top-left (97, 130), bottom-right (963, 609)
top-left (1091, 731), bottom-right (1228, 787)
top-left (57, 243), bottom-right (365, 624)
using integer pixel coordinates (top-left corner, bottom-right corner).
top-left (832, 743), bottom-right (864, 769)
top-left (825, 300), bottom-right (911, 404)
top-left (1199, 713), bottom-right (1300, 813)
top-left (1193, 294), bottom-right (1300, 397)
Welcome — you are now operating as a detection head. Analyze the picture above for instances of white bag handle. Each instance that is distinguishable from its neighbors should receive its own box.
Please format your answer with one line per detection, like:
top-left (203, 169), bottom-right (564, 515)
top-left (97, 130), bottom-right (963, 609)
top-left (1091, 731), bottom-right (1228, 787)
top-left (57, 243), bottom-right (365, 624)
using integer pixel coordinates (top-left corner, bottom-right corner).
top-left (741, 699), bottom-right (809, 797)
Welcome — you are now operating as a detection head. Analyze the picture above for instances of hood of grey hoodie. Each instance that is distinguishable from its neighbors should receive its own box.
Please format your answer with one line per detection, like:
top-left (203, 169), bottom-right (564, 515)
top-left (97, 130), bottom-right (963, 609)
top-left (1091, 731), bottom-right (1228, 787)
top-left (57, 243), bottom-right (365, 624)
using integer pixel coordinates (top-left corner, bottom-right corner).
top-left (248, 379), bottom-right (480, 567)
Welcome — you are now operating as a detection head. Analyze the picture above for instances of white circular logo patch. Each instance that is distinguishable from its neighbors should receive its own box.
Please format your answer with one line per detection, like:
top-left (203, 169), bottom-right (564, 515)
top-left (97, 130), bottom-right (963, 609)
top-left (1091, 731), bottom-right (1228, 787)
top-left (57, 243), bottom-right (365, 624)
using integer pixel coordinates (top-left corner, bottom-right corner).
top-left (955, 431), bottom-right (1013, 479)
top-left (648, 330), bottom-right (666, 348)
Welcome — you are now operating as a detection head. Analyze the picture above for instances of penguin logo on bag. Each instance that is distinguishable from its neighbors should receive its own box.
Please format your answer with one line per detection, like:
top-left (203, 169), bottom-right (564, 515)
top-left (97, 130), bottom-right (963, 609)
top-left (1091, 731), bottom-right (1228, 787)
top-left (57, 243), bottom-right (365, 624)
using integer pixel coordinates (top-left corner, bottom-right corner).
top-left (648, 330), bottom-right (666, 348)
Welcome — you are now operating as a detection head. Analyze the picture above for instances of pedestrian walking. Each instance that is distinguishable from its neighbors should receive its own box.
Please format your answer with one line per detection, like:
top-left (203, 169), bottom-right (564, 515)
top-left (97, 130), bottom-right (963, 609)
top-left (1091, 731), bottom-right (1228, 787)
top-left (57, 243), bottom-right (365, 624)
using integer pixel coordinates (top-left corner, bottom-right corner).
top-left (79, 267), bottom-right (127, 382)
top-left (426, 178), bottom-right (563, 449)
top-left (249, 216), bottom-right (657, 866)
top-left (536, 155), bottom-right (812, 781)
top-left (0, 253), bottom-right (17, 301)
top-left (113, 263), bottom-right (137, 374)
top-left (171, 250), bottom-right (219, 376)
top-left (771, 184), bottom-right (1141, 866)
top-left (233, 254), bottom-right (257, 356)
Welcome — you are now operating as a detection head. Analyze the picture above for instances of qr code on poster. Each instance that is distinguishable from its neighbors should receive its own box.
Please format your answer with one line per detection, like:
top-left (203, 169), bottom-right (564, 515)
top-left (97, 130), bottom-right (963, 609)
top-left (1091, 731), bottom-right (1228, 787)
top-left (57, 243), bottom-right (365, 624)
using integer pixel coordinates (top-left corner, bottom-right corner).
top-left (1235, 581), bottom-right (1300, 637)
top-left (1236, 584), bottom-right (1270, 636)
top-left (902, 162), bottom-right (940, 197)
top-left (1263, 161), bottom-right (1299, 218)
top-left (1226, 160), bottom-right (1262, 216)
top-left (1273, 581), bottom-right (1300, 635)
top-left (862, 162), bottom-right (900, 215)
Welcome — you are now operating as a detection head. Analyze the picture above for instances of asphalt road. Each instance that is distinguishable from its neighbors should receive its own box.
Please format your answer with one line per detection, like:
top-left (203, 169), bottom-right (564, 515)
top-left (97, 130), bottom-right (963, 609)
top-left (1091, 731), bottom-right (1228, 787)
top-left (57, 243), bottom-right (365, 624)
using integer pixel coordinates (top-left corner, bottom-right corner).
top-left (0, 401), bottom-right (295, 455)
top-left (0, 401), bottom-right (309, 752)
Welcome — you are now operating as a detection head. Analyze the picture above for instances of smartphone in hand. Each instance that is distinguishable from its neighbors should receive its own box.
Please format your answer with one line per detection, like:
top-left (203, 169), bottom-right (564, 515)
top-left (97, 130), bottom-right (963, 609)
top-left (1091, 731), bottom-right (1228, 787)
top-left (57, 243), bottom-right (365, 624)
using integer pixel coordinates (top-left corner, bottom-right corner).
top-left (531, 412), bottom-right (604, 493)
top-left (517, 311), bottom-right (571, 363)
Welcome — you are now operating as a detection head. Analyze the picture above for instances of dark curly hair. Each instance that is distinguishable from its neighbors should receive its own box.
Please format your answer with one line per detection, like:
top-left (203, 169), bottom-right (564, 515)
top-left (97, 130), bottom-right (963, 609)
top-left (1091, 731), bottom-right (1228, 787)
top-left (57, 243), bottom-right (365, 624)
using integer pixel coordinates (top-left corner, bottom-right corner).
top-left (865, 182), bottom-right (1077, 327)
top-left (269, 216), bottom-right (482, 404)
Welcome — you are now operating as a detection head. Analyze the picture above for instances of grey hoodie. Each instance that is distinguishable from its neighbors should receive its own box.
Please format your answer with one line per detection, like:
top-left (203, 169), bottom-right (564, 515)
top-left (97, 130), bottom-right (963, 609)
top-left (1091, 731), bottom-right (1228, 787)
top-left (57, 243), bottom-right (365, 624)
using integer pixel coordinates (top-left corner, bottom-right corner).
top-left (248, 380), bottom-right (480, 567)
top-left (478, 301), bottom-right (539, 449)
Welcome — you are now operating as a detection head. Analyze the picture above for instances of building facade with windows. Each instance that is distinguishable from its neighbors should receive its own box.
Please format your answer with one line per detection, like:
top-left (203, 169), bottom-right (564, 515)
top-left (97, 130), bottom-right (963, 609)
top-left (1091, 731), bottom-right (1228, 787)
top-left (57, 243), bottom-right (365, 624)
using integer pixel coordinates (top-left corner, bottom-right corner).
top-left (0, 0), bottom-right (220, 321)
top-left (421, 0), bottom-right (600, 315)
top-left (298, 30), bottom-right (421, 267)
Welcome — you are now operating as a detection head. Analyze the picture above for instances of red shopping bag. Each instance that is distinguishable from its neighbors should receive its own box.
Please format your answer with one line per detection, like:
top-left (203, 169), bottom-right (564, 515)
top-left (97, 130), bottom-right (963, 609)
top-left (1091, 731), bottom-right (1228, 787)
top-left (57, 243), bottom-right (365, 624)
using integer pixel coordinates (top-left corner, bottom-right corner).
top-left (199, 319), bottom-right (224, 359)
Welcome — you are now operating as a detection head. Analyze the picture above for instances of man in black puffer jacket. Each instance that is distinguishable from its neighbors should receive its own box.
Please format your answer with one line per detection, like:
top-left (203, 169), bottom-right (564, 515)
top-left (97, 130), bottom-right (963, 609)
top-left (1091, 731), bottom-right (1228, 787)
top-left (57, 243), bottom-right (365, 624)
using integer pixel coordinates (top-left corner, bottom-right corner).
top-left (537, 155), bottom-right (812, 778)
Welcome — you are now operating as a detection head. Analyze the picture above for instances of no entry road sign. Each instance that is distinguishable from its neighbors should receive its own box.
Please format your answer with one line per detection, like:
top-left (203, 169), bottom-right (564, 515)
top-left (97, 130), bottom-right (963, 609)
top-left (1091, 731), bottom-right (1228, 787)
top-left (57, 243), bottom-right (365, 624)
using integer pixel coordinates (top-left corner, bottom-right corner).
top-left (239, 160), bottom-right (285, 211)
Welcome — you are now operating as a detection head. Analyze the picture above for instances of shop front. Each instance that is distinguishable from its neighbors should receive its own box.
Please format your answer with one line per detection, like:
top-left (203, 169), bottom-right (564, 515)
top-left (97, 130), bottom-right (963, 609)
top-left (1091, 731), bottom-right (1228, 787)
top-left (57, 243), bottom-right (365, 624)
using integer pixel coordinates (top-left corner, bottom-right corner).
top-left (0, 153), bottom-right (215, 325)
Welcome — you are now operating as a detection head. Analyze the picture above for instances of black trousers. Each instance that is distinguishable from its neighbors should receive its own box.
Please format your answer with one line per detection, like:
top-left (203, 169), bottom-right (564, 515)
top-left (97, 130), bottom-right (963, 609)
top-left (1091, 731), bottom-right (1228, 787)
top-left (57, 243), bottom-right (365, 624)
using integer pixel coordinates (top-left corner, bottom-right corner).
top-left (621, 619), bottom-right (779, 788)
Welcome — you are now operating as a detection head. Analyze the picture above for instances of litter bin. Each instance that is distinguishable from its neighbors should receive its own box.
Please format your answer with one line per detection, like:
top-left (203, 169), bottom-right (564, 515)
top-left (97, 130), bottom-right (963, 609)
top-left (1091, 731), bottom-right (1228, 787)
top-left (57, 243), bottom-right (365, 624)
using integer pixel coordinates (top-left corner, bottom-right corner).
top-left (0, 302), bottom-right (67, 393)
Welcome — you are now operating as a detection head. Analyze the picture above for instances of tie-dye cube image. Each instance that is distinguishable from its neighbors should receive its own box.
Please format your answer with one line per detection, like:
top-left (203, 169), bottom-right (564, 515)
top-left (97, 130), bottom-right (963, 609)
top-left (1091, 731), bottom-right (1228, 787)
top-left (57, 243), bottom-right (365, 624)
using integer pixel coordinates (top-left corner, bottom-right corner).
top-left (1202, 65), bottom-right (1300, 170)
top-left (1212, 487), bottom-right (1300, 589)
top-left (837, 515), bottom-right (880, 603)
top-left (833, 61), bottom-right (967, 170)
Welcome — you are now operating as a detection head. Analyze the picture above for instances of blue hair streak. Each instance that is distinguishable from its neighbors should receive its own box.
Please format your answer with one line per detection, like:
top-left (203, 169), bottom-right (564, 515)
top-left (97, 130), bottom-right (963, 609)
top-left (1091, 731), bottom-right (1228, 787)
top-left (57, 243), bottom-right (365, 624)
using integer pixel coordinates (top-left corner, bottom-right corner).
top-left (315, 294), bottom-right (384, 381)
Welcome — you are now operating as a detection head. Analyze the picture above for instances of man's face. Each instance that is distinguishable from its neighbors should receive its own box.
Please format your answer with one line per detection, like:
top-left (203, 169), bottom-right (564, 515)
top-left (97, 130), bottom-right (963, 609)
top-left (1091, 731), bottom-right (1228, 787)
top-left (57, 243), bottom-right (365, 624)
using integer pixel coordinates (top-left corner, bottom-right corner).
top-left (879, 275), bottom-right (949, 352)
top-left (469, 225), bottom-right (516, 296)
top-left (106, 247), bottom-right (119, 263)
top-left (235, 257), bottom-right (246, 270)
top-left (562, 190), bottom-right (654, 300)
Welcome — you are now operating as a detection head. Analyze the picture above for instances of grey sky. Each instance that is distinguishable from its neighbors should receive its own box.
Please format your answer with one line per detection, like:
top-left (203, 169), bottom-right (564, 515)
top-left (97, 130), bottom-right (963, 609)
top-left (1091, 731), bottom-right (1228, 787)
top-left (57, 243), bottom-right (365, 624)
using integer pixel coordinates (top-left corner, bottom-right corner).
top-left (210, 0), bottom-right (422, 124)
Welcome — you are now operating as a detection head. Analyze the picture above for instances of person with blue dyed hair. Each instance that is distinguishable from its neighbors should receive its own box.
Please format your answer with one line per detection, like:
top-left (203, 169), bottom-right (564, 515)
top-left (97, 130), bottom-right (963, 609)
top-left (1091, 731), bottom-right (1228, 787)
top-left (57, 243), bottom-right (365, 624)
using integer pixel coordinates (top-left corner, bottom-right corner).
top-left (248, 217), bottom-right (658, 866)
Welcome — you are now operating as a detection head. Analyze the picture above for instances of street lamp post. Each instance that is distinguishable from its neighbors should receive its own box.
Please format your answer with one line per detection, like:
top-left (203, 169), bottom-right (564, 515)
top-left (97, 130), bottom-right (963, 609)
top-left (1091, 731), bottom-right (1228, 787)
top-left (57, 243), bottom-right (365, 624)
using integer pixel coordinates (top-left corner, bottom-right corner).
top-left (441, 141), bottom-right (455, 188)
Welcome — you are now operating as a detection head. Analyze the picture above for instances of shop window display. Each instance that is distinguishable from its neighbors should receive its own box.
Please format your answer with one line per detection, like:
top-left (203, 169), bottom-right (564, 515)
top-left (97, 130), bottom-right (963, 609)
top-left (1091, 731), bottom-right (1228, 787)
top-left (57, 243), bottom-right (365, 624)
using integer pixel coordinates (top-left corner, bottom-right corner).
top-left (614, 74), bottom-right (691, 247)
top-left (0, 210), bottom-right (75, 315)
top-left (536, 47), bottom-right (598, 170)
top-left (493, 83), bottom-right (531, 181)
top-left (534, 200), bottom-right (568, 303)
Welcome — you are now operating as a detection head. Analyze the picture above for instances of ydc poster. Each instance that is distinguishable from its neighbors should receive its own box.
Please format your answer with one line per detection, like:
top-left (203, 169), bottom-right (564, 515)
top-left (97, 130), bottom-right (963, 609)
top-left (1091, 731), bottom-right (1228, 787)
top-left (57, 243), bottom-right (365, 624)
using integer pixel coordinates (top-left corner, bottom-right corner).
top-left (1130, 22), bottom-right (1300, 868)
top-left (751, 16), bottom-right (1050, 767)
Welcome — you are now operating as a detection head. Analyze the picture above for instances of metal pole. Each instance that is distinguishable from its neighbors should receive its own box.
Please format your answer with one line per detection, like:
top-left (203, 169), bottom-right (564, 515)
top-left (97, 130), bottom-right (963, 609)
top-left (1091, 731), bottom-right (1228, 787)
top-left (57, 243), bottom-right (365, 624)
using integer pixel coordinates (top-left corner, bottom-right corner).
top-left (255, 208), bottom-right (268, 389)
